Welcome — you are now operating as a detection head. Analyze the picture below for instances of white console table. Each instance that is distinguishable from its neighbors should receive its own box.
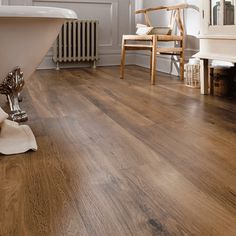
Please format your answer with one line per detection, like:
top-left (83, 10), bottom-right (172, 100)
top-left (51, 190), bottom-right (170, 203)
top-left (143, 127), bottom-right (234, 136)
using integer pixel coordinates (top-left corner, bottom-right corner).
top-left (194, 0), bottom-right (236, 94)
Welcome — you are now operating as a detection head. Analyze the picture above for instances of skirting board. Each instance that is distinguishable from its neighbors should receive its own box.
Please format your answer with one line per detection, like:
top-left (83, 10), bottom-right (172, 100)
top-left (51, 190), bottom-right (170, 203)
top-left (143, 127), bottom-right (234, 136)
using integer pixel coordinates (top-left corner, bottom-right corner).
top-left (135, 48), bottom-right (199, 76)
top-left (38, 52), bottom-right (136, 70)
top-left (135, 53), bottom-right (180, 76)
top-left (37, 48), bottom-right (199, 76)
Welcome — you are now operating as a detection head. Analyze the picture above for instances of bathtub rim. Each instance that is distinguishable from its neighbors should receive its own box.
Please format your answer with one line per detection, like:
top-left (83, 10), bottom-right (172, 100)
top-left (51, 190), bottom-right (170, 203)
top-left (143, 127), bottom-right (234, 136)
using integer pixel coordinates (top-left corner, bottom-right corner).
top-left (0, 6), bottom-right (77, 19)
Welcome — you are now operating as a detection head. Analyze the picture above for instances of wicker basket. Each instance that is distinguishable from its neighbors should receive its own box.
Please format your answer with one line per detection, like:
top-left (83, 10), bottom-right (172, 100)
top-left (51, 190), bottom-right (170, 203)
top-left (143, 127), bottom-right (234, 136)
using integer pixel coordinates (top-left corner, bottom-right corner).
top-left (184, 63), bottom-right (200, 88)
top-left (209, 66), bottom-right (233, 97)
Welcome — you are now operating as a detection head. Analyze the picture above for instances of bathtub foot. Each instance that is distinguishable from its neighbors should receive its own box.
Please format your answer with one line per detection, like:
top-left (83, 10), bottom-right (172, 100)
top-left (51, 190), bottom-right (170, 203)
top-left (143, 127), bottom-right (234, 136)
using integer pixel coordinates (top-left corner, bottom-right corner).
top-left (0, 67), bottom-right (28, 122)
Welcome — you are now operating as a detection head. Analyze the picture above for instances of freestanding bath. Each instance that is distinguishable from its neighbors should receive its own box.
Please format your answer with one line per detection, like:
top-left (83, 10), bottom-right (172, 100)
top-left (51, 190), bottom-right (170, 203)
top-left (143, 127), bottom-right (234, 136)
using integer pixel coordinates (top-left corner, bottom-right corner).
top-left (0, 6), bottom-right (77, 122)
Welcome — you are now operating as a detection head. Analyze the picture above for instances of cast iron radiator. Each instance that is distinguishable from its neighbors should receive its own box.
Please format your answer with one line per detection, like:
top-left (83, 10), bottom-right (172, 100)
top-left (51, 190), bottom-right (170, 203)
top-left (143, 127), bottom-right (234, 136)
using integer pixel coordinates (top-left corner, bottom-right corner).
top-left (53, 20), bottom-right (99, 69)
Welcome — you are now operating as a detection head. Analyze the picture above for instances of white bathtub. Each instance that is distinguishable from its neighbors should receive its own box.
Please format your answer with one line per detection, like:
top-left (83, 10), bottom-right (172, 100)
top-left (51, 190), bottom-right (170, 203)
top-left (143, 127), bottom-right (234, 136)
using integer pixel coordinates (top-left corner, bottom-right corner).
top-left (0, 6), bottom-right (77, 82)
top-left (0, 6), bottom-right (77, 121)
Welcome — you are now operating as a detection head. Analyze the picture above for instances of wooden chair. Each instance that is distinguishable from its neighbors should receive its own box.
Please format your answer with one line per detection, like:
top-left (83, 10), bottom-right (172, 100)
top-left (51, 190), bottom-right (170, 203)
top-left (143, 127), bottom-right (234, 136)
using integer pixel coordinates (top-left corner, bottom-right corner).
top-left (120, 3), bottom-right (187, 85)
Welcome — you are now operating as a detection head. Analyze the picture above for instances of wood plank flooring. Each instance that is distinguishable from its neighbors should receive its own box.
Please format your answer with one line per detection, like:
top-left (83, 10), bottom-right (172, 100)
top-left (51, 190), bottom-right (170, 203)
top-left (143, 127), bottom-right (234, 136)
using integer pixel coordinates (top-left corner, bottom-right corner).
top-left (0, 66), bottom-right (236, 236)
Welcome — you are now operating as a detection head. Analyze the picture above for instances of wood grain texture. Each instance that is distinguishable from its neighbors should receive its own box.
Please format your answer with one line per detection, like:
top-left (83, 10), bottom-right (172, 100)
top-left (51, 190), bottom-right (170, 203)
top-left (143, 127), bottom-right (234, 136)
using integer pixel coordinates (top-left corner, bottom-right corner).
top-left (0, 66), bottom-right (236, 236)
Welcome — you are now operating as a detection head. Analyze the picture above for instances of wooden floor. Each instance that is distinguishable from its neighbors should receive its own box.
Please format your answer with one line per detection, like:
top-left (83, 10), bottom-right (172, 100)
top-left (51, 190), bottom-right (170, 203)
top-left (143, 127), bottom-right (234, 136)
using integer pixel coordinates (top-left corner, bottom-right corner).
top-left (0, 66), bottom-right (236, 236)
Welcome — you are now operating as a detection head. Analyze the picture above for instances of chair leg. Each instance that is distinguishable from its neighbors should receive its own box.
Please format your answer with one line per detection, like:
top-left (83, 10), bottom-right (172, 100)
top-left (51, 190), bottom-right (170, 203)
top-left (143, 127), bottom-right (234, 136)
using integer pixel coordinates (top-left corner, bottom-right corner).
top-left (151, 36), bottom-right (157, 85)
top-left (180, 40), bottom-right (185, 81)
top-left (180, 52), bottom-right (184, 81)
top-left (150, 52), bottom-right (152, 76)
top-left (120, 38), bottom-right (126, 80)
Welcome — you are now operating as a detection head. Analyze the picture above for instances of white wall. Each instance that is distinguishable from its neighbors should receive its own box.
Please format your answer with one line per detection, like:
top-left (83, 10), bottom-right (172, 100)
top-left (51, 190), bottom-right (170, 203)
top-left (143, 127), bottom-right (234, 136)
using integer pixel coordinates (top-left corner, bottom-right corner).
top-left (35, 0), bottom-right (136, 68)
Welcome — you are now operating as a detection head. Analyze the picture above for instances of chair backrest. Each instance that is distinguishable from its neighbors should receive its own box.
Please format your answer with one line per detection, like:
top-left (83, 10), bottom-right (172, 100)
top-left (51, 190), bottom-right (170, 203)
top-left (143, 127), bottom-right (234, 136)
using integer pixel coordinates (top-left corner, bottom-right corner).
top-left (135, 3), bottom-right (187, 36)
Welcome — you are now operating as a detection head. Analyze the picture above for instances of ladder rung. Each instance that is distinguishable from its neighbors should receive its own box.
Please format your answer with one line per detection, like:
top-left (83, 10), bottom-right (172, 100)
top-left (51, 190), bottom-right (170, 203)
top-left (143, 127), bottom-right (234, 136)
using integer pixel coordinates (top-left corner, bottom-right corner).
top-left (156, 48), bottom-right (182, 53)
top-left (124, 44), bottom-right (153, 50)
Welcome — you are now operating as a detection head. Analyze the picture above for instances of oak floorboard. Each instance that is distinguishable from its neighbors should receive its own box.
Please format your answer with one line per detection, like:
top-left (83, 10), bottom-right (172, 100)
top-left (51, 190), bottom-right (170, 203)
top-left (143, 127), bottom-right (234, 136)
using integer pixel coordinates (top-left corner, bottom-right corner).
top-left (0, 66), bottom-right (236, 236)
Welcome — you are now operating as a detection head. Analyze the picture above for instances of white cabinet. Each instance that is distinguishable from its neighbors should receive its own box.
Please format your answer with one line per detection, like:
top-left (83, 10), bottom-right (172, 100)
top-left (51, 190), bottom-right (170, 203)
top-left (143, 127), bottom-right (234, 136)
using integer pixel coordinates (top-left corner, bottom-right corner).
top-left (194, 0), bottom-right (236, 94)
top-left (202, 0), bottom-right (236, 35)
